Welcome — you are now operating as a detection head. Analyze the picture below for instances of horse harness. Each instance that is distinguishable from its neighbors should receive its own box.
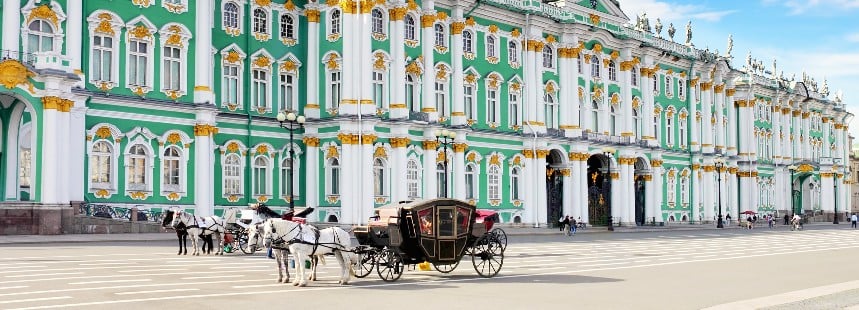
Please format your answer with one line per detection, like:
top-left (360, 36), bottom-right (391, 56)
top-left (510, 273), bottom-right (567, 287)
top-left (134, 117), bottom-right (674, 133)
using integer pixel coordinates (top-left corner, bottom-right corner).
top-left (270, 222), bottom-right (345, 256)
top-left (184, 213), bottom-right (223, 234)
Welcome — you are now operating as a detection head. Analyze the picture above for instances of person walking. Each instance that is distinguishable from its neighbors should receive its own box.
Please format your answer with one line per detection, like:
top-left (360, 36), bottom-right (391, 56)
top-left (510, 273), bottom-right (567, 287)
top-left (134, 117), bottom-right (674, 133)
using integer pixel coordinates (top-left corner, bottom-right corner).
top-left (726, 214), bottom-right (732, 225)
top-left (570, 217), bottom-right (577, 235)
top-left (558, 216), bottom-right (565, 232)
top-left (784, 214), bottom-right (790, 225)
top-left (851, 213), bottom-right (857, 229)
top-left (562, 216), bottom-right (571, 236)
top-left (767, 214), bottom-right (774, 229)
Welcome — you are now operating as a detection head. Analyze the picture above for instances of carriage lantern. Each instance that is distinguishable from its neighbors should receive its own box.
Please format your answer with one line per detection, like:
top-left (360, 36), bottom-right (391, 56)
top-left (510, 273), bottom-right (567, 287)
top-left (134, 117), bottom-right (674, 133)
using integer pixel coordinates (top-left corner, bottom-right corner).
top-left (276, 111), bottom-right (305, 211)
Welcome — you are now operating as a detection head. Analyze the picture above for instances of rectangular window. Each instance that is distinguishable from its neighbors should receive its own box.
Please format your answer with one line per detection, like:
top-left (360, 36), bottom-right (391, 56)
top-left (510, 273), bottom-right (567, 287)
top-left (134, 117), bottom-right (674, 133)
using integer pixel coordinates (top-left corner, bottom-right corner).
top-left (464, 85), bottom-right (474, 120)
top-left (252, 69), bottom-right (268, 110)
top-left (330, 71), bottom-right (341, 109)
top-left (373, 71), bottom-right (384, 109)
top-left (223, 64), bottom-right (239, 106)
top-left (509, 93), bottom-right (519, 126)
top-left (163, 46), bottom-right (181, 91)
top-left (254, 167), bottom-right (267, 196)
top-left (435, 81), bottom-right (446, 116)
top-left (487, 89), bottom-right (497, 123)
top-left (666, 117), bottom-right (674, 146)
top-left (91, 35), bottom-right (112, 82)
top-left (280, 73), bottom-right (295, 111)
top-left (164, 159), bottom-right (180, 186)
top-left (129, 40), bottom-right (148, 87)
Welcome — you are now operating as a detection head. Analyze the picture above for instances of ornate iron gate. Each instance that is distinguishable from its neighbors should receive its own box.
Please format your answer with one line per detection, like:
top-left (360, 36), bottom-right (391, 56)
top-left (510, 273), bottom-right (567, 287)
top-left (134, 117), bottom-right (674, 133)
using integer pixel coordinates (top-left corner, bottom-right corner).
top-left (547, 169), bottom-right (563, 227)
top-left (635, 178), bottom-right (646, 225)
top-left (588, 172), bottom-right (609, 225)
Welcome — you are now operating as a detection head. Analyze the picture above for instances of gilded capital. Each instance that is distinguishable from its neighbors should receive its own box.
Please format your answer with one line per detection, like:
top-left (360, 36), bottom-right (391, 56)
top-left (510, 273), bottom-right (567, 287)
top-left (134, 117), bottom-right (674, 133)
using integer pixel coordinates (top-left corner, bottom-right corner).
top-left (305, 9), bottom-right (320, 22)
top-left (42, 96), bottom-right (74, 112)
top-left (420, 14), bottom-right (435, 28)
top-left (450, 21), bottom-right (465, 34)
top-left (725, 88), bottom-right (736, 96)
top-left (650, 159), bottom-right (663, 167)
top-left (536, 149), bottom-right (549, 159)
top-left (423, 140), bottom-right (439, 150)
top-left (302, 136), bottom-right (321, 147)
top-left (453, 143), bottom-right (468, 153)
top-left (390, 137), bottom-right (411, 148)
top-left (522, 149), bottom-right (534, 158)
top-left (700, 82), bottom-right (713, 91)
top-left (714, 84), bottom-right (725, 93)
top-left (193, 124), bottom-right (219, 136)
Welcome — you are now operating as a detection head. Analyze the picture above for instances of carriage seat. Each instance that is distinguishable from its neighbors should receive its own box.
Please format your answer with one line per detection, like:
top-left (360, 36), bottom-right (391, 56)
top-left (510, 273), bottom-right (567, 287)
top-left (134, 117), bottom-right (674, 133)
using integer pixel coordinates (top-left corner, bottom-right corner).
top-left (369, 208), bottom-right (400, 227)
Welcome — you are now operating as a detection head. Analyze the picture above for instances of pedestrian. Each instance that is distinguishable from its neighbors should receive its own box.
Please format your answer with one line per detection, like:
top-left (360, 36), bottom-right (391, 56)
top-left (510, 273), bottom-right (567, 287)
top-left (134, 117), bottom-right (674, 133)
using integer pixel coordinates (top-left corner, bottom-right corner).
top-left (559, 216), bottom-right (565, 231)
top-left (726, 214), bottom-right (732, 225)
top-left (570, 217), bottom-right (577, 235)
top-left (746, 216), bottom-right (752, 230)
top-left (852, 213), bottom-right (857, 229)
top-left (784, 214), bottom-right (790, 225)
top-left (562, 216), bottom-right (570, 236)
top-left (767, 215), bottom-right (774, 229)
top-left (577, 217), bottom-right (585, 229)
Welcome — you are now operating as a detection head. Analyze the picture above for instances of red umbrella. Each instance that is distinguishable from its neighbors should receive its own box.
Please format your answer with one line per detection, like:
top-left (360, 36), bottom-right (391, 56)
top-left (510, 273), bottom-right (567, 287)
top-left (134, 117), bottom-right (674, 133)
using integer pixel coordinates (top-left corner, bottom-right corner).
top-left (741, 210), bottom-right (757, 215)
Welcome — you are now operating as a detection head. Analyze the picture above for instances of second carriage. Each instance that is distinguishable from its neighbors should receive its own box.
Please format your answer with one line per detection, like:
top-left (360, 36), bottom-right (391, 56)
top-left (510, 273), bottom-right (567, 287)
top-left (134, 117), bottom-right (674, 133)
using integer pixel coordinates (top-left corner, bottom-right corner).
top-left (352, 199), bottom-right (507, 282)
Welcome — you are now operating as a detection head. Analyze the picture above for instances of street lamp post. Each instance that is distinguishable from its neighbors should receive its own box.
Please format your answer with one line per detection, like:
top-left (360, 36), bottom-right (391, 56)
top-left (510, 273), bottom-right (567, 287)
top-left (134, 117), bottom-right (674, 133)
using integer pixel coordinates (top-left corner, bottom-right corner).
top-left (788, 165), bottom-right (797, 217)
top-left (276, 111), bottom-right (305, 211)
top-left (435, 129), bottom-right (456, 198)
top-left (602, 147), bottom-right (616, 231)
top-left (714, 157), bottom-right (725, 228)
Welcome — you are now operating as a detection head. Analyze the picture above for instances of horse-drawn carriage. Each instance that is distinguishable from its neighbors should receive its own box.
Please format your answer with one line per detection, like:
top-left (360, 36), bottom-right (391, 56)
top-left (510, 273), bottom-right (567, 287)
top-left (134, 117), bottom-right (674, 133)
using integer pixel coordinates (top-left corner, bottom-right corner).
top-left (223, 205), bottom-right (313, 254)
top-left (352, 199), bottom-right (507, 282)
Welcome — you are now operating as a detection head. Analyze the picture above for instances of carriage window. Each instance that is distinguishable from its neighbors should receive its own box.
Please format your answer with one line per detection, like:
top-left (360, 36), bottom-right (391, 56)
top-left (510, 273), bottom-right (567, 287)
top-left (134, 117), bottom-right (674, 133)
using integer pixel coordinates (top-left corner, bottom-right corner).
top-left (438, 207), bottom-right (455, 237)
top-left (457, 207), bottom-right (470, 234)
top-left (418, 208), bottom-right (433, 236)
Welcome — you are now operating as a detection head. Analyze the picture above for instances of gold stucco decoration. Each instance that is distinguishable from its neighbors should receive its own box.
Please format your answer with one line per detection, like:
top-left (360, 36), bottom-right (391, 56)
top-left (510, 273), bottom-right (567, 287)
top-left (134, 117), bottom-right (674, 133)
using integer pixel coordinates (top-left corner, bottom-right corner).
top-left (226, 142), bottom-right (240, 153)
top-left (0, 60), bottom-right (35, 92)
top-left (283, 0), bottom-right (296, 10)
top-left (326, 145), bottom-right (339, 159)
top-left (255, 0), bottom-right (272, 6)
top-left (256, 145), bottom-right (269, 155)
top-left (373, 52), bottom-right (387, 70)
top-left (281, 60), bottom-right (297, 72)
top-left (95, 126), bottom-right (112, 139)
top-left (253, 55), bottom-right (271, 68)
top-left (374, 146), bottom-right (387, 159)
top-left (166, 133), bottom-right (182, 144)
top-left (225, 51), bottom-right (242, 64)
top-left (129, 25), bottom-right (152, 39)
top-left (27, 5), bottom-right (59, 27)
top-left (589, 13), bottom-right (600, 25)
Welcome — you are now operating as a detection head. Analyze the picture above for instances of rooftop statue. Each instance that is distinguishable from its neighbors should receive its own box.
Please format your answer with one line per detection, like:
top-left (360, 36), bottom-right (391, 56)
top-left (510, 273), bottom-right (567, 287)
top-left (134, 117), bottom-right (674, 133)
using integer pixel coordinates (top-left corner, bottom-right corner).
top-left (685, 20), bottom-right (692, 45)
top-left (654, 18), bottom-right (663, 38)
top-left (667, 23), bottom-right (676, 41)
top-left (725, 34), bottom-right (733, 57)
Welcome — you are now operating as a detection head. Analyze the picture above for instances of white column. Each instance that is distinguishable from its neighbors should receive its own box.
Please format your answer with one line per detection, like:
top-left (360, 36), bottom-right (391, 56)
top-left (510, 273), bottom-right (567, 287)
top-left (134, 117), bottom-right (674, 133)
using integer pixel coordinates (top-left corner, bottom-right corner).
top-left (714, 82), bottom-right (725, 151)
top-left (339, 4), bottom-right (358, 115)
top-left (772, 101), bottom-right (781, 163)
top-left (691, 158), bottom-right (700, 220)
top-left (821, 172), bottom-right (834, 213)
top-left (703, 158), bottom-right (715, 222)
top-left (304, 137), bottom-right (319, 213)
top-left (652, 156), bottom-right (664, 221)
top-left (388, 6), bottom-right (406, 119)
top-left (802, 112), bottom-right (810, 160)
top-left (792, 110), bottom-right (800, 161)
top-left (305, 7), bottom-right (321, 118)
top-left (701, 82), bottom-right (713, 153)
top-left (823, 118), bottom-right (832, 158)
top-left (562, 168), bottom-right (573, 218)
top-left (423, 138), bottom-right (438, 199)
top-left (557, 43), bottom-right (571, 129)
top-left (568, 36), bottom-right (581, 137)
top-left (536, 150), bottom-right (548, 225)
top-left (339, 135), bottom-right (354, 224)
top-left (2, 0), bottom-right (20, 53)
top-left (726, 87), bottom-right (737, 156)
top-left (620, 50), bottom-right (633, 138)
top-left (581, 55), bottom-right (592, 133)
top-left (569, 153), bottom-right (582, 220)
top-left (40, 103), bottom-right (60, 204)
top-left (360, 138), bottom-right (374, 223)
top-left (450, 14), bottom-right (465, 125)
top-left (689, 78), bottom-right (700, 152)
top-left (523, 27), bottom-right (544, 135)
top-left (69, 103), bottom-right (87, 202)
top-left (609, 158), bottom-right (620, 224)
top-left (578, 157), bottom-right (589, 224)
top-left (359, 8), bottom-right (374, 116)
top-left (66, 0), bottom-right (83, 73)
top-left (420, 6), bottom-right (437, 122)
top-left (623, 156), bottom-right (634, 224)
top-left (193, 0), bottom-right (215, 104)
top-left (193, 109), bottom-right (216, 216)
top-left (644, 173), bottom-right (655, 222)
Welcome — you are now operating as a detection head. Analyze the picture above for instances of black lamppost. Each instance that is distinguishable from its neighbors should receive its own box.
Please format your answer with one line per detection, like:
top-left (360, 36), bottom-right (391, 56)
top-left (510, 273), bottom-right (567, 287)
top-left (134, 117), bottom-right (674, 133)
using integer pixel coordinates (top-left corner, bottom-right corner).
top-left (276, 111), bottom-right (305, 211)
top-left (435, 129), bottom-right (456, 198)
top-left (714, 157), bottom-right (726, 228)
top-left (788, 164), bottom-right (798, 216)
top-left (602, 147), bottom-right (615, 231)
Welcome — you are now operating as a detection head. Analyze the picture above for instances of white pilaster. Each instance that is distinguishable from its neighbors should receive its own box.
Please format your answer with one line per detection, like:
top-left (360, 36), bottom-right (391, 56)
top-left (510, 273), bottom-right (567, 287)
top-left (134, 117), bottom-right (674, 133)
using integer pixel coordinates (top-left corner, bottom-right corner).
top-left (304, 135), bottom-right (319, 213)
top-left (689, 76), bottom-right (700, 153)
top-left (360, 139), bottom-right (374, 223)
top-left (570, 153), bottom-right (582, 220)
top-left (453, 134), bottom-right (466, 200)
top-left (69, 103), bottom-right (87, 202)
top-left (536, 151), bottom-right (548, 225)
top-left (193, 0), bottom-right (215, 104)
top-left (193, 109), bottom-right (217, 217)
top-left (701, 81), bottom-right (713, 153)
top-left (703, 158), bottom-right (715, 222)
top-left (578, 158), bottom-right (589, 224)
top-left (66, 0), bottom-right (82, 73)
top-left (562, 169), bottom-right (573, 218)
top-left (305, 7), bottom-right (321, 118)
top-left (2, 0), bottom-right (21, 53)
top-left (422, 134), bottom-right (438, 200)
top-left (450, 9), bottom-right (465, 125)
top-left (388, 5), bottom-right (407, 119)
top-left (714, 82), bottom-right (725, 151)
top-left (420, 4), bottom-right (437, 122)
top-left (620, 50), bottom-right (633, 138)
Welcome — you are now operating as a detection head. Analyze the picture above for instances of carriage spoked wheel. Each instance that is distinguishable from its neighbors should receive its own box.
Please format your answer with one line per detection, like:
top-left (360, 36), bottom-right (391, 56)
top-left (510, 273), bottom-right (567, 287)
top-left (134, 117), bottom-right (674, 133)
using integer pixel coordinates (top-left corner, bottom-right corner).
top-left (471, 235), bottom-right (504, 278)
top-left (433, 261), bottom-right (460, 273)
top-left (376, 249), bottom-right (404, 282)
top-left (238, 230), bottom-right (257, 255)
top-left (353, 247), bottom-right (376, 278)
top-left (490, 228), bottom-right (508, 252)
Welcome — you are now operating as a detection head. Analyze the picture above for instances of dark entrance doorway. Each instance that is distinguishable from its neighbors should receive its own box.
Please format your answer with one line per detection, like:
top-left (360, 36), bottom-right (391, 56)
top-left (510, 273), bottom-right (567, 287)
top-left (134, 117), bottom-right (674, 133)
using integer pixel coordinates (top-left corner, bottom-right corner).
top-left (587, 155), bottom-right (609, 226)
top-left (546, 150), bottom-right (564, 227)
top-left (634, 158), bottom-right (648, 226)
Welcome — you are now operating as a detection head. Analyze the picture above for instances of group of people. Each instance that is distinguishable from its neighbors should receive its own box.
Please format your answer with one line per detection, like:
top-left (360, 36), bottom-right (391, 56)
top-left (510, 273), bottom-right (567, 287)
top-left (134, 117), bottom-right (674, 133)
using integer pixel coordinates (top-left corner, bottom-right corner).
top-left (559, 215), bottom-right (583, 236)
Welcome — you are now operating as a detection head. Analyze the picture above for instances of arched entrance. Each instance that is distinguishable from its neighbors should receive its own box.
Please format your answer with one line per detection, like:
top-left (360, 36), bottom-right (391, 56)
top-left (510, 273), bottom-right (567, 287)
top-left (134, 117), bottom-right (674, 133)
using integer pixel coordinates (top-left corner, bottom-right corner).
top-left (587, 154), bottom-right (610, 226)
top-left (0, 93), bottom-right (38, 202)
top-left (633, 158), bottom-right (649, 225)
top-left (546, 150), bottom-right (564, 227)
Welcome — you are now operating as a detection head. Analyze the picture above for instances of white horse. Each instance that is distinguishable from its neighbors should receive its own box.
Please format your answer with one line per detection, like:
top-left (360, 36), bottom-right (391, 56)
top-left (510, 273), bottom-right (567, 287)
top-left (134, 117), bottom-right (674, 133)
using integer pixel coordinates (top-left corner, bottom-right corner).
top-left (261, 219), bottom-right (357, 286)
top-left (248, 222), bottom-right (331, 283)
top-left (171, 210), bottom-right (226, 256)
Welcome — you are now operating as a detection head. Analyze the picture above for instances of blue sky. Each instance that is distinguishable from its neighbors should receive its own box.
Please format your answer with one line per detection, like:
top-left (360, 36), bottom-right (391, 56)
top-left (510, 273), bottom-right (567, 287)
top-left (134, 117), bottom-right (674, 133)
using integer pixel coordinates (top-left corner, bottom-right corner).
top-left (617, 0), bottom-right (859, 139)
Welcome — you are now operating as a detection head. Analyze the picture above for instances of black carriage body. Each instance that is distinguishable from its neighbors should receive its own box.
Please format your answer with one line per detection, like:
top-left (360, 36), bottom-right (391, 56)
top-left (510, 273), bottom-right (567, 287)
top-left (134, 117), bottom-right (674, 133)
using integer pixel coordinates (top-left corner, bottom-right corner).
top-left (354, 199), bottom-right (479, 265)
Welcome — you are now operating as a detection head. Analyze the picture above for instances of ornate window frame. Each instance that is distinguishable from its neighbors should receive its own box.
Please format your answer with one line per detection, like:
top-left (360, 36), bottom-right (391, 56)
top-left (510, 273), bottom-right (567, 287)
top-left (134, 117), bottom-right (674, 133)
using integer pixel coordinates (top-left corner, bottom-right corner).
top-left (406, 157), bottom-right (422, 199)
top-left (371, 7), bottom-right (388, 41)
top-left (323, 52), bottom-right (342, 112)
top-left (21, 2), bottom-right (67, 57)
top-left (158, 130), bottom-right (192, 199)
top-left (607, 60), bottom-right (617, 82)
top-left (544, 81), bottom-right (559, 129)
top-left (252, 5), bottom-right (271, 41)
top-left (508, 76), bottom-right (523, 128)
top-left (123, 131), bottom-right (156, 196)
top-left (279, 12), bottom-right (299, 45)
top-left (462, 30), bottom-right (475, 59)
top-left (323, 142), bottom-right (342, 198)
top-left (158, 23), bottom-right (192, 99)
top-left (251, 144), bottom-right (274, 200)
top-left (485, 34), bottom-right (499, 64)
top-left (125, 17), bottom-right (158, 95)
top-left (86, 123), bottom-right (124, 198)
top-left (404, 13), bottom-right (418, 46)
top-left (464, 162), bottom-right (478, 200)
top-left (373, 157), bottom-right (390, 197)
top-left (250, 50), bottom-right (274, 114)
top-left (486, 152), bottom-right (505, 205)
top-left (327, 8), bottom-right (342, 42)
top-left (162, 0), bottom-right (188, 14)
top-left (507, 40), bottom-right (519, 67)
top-left (220, 141), bottom-right (248, 202)
top-left (484, 73), bottom-right (503, 125)
top-left (542, 45), bottom-right (555, 69)
top-left (664, 74), bottom-right (673, 98)
top-left (433, 23), bottom-right (447, 53)
top-left (278, 53), bottom-right (302, 112)
top-left (279, 142), bottom-right (303, 202)
top-left (86, 11), bottom-right (123, 90)
top-left (220, 44), bottom-right (246, 111)
top-left (222, 0), bottom-right (245, 36)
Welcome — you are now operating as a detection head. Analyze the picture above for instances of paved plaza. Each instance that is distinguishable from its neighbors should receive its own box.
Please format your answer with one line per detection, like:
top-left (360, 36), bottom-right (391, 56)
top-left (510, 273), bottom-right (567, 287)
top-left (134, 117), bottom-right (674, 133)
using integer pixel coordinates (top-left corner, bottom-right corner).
top-left (1, 226), bottom-right (858, 309)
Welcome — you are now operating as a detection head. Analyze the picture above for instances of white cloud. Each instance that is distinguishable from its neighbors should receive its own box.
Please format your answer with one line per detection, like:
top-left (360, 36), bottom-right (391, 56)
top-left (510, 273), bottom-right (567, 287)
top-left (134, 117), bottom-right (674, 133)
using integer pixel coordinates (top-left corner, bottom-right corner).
top-left (765, 0), bottom-right (859, 15)
top-left (847, 33), bottom-right (859, 42)
top-left (621, 0), bottom-right (735, 24)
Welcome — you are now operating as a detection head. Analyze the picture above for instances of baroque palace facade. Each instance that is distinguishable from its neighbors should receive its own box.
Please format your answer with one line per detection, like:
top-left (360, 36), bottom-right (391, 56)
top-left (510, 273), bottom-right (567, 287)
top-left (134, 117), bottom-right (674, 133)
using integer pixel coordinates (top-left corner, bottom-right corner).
top-left (0, 0), bottom-right (851, 233)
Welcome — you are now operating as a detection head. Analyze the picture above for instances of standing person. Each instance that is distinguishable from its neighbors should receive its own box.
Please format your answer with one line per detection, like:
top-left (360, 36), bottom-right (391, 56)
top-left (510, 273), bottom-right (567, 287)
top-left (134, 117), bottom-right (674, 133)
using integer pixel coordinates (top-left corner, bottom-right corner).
top-left (559, 216), bottom-right (565, 231)
top-left (726, 214), bottom-right (732, 225)
top-left (746, 216), bottom-right (752, 229)
top-left (562, 216), bottom-right (570, 236)
top-left (570, 217), bottom-right (577, 235)
top-left (767, 214), bottom-right (774, 229)
top-left (784, 214), bottom-right (790, 225)
top-left (851, 213), bottom-right (857, 229)
top-left (577, 217), bottom-right (585, 229)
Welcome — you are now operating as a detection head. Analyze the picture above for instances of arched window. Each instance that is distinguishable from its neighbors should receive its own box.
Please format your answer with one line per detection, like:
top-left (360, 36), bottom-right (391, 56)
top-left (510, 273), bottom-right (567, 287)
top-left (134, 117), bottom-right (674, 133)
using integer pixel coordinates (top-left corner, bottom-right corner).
top-left (508, 41), bottom-right (518, 63)
top-left (680, 173), bottom-right (689, 206)
top-left (404, 15), bottom-right (416, 41)
top-left (544, 92), bottom-right (557, 129)
top-left (280, 157), bottom-right (293, 200)
top-left (330, 10), bottom-right (341, 35)
top-left (487, 36), bottom-right (496, 58)
top-left (678, 79), bottom-right (685, 99)
top-left (608, 60), bottom-right (617, 81)
top-left (591, 55), bottom-right (600, 78)
top-left (436, 162), bottom-right (446, 197)
top-left (128, 145), bottom-right (147, 189)
top-left (664, 75), bottom-right (672, 96)
top-left (90, 141), bottom-right (112, 185)
top-left (488, 165), bottom-right (500, 200)
top-left (653, 74), bottom-right (659, 93)
top-left (463, 31), bottom-right (473, 53)
top-left (162, 146), bottom-right (182, 188)
top-left (406, 74), bottom-right (417, 112)
top-left (27, 20), bottom-right (54, 53)
top-left (667, 172), bottom-right (676, 206)
top-left (280, 14), bottom-right (295, 39)
top-left (253, 9), bottom-right (268, 34)
top-left (224, 154), bottom-right (242, 195)
top-left (280, 72), bottom-right (296, 111)
top-left (373, 158), bottom-right (386, 196)
top-left (465, 164), bottom-right (476, 199)
top-left (371, 9), bottom-right (384, 34)
top-left (407, 160), bottom-right (420, 198)
top-left (542, 46), bottom-right (554, 68)
top-left (253, 156), bottom-right (269, 196)
top-left (223, 2), bottom-right (239, 29)
top-left (91, 35), bottom-right (114, 82)
top-left (511, 167), bottom-right (521, 200)
top-left (328, 158), bottom-right (340, 195)
top-left (434, 24), bottom-right (445, 47)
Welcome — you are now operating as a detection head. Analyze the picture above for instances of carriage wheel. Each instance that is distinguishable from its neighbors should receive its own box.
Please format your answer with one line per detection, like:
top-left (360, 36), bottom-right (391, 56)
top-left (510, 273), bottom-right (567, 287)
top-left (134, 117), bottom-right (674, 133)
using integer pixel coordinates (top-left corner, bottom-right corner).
top-left (433, 261), bottom-right (460, 274)
top-left (490, 228), bottom-right (508, 252)
top-left (376, 249), bottom-right (404, 282)
top-left (353, 248), bottom-right (376, 278)
top-left (238, 230), bottom-right (256, 255)
top-left (471, 236), bottom-right (504, 278)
